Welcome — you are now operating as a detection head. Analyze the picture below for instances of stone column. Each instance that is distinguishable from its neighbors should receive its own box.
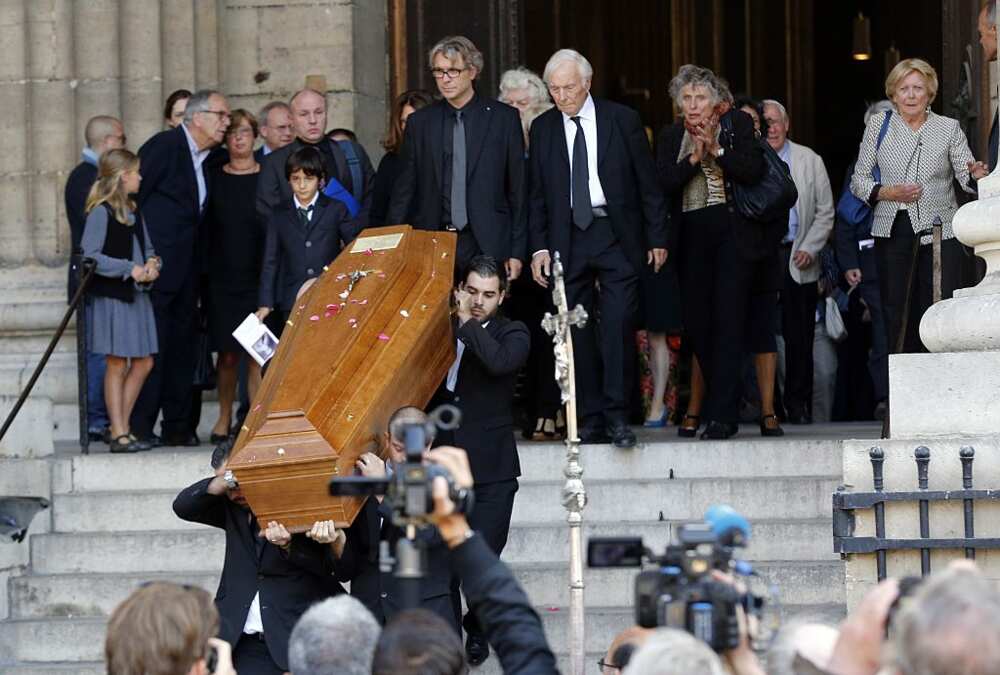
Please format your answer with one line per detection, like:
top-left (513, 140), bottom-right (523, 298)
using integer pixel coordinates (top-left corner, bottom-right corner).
top-left (120, 0), bottom-right (162, 148)
top-left (0, 0), bottom-right (31, 267)
top-left (27, 0), bottom-right (76, 267)
top-left (160, 0), bottom-right (196, 99)
top-left (73, 0), bottom-right (122, 144)
top-left (193, 0), bottom-right (219, 90)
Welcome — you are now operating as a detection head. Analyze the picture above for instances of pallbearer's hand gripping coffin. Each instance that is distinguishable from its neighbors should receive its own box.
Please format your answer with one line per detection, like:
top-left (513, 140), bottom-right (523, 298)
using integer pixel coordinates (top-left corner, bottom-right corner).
top-left (227, 226), bottom-right (456, 531)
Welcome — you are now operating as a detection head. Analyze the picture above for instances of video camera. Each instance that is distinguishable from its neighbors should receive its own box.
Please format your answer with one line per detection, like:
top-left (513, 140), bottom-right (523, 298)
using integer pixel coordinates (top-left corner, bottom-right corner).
top-left (587, 505), bottom-right (764, 652)
top-left (327, 404), bottom-right (473, 530)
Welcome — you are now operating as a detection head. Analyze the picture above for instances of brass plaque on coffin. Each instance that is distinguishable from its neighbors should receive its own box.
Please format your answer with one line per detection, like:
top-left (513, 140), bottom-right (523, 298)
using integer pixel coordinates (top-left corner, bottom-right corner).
top-left (226, 226), bottom-right (457, 531)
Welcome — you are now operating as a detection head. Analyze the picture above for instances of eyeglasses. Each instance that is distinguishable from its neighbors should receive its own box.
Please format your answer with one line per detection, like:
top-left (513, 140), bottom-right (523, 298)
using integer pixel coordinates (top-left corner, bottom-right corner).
top-left (596, 659), bottom-right (621, 673)
top-left (200, 109), bottom-right (231, 120)
top-left (431, 67), bottom-right (468, 80)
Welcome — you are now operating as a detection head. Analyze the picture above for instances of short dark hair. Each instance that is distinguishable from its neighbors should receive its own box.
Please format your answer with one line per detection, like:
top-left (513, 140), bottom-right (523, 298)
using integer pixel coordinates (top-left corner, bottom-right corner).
top-left (462, 254), bottom-right (508, 293)
top-left (387, 406), bottom-right (433, 444)
top-left (733, 94), bottom-right (767, 132)
top-left (163, 88), bottom-right (192, 121)
top-left (371, 609), bottom-right (465, 675)
top-left (285, 146), bottom-right (327, 182)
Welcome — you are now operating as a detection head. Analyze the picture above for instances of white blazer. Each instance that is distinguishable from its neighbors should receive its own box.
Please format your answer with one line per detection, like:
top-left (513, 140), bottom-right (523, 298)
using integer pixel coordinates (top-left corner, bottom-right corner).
top-left (787, 140), bottom-right (835, 284)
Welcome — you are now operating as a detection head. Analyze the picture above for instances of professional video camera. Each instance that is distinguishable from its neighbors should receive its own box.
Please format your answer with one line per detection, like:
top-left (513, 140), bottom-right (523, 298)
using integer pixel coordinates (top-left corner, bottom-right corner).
top-left (587, 505), bottom-right (765, 652)
top-left (328, 404), bottom-right (474, 609)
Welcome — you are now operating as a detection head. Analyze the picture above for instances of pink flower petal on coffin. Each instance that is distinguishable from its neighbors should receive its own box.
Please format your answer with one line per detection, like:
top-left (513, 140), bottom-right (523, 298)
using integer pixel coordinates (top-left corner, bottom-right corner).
top-left (364, 248), bottom-right (374, 256)
top-left (377, 333), bottom-right (390, 341)
top-left (309, 315), bottom-right (320, 321)
top-left (325, 303), bottom-right (338, 311)
top-left (358, 299), bottom-right (368, 305)
top-left (376, 272), bottom-right (387, 279)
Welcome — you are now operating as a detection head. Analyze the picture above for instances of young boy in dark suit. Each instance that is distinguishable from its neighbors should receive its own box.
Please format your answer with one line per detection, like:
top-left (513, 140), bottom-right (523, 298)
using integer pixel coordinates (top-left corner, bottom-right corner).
top-left (256, 146), bottom-right (358, 330)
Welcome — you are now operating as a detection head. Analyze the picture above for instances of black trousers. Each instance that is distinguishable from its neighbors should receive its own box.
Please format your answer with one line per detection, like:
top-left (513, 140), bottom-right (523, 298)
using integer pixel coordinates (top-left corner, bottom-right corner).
top-left (565, 217), bottom-right (639, 428)
top-left (232, 634), bottom-right (283, 675)
top-left (780, 245), bottom-right (818, 417)
top-left (452, 227), bottom-right (482, 281)
top-left (506, 274), bottom-right (561, 421)
top-left (131, 272), bottom-right (198, 439)
top-left (452, 478), bottom-right (518, 637)
top-left (875, 211), bottom-right (966, 354)
top-left (857, 247), bottom-right (889, 403)
top-left (677, 205), bottom-right (756, 424)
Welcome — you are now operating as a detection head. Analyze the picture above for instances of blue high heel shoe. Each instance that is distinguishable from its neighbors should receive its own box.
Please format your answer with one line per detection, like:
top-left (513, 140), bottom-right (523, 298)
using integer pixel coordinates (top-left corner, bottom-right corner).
top-left (643, 408), bottom-right (669, 428)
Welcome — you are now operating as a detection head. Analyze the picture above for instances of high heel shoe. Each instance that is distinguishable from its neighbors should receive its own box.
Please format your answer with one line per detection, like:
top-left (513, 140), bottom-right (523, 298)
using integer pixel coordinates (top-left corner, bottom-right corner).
top-left (759, 413), bottom-right (784, 437)
top-left (644, 408), bottom-right (669, 428)
top-left (677, 414), bottom-right (700, 438)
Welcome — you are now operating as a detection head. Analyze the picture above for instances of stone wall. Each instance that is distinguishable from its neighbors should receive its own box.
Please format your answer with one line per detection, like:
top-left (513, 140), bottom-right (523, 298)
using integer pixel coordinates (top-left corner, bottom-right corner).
top-left (0, 0), bottom-right (387, 446)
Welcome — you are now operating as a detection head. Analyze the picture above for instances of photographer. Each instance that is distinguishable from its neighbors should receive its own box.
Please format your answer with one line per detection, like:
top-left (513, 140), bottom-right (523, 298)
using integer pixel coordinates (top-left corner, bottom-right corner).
top-left (369, 444), bottom-right (558, 675)
top-left (338, 405), bottom-right (458, 632)
top-left (173, 447), bottom-right (348, 675)
top-left (105, 581), bottom-right (236, 675)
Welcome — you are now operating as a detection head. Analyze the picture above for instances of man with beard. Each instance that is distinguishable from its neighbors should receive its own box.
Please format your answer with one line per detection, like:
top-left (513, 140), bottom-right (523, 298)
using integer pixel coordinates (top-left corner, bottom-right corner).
top-left (256, 88), bottom-right (375, 233)
top-left (431, 255), bottom-right (530, 666)
top-left (173, 446), bottom-right (348, 675)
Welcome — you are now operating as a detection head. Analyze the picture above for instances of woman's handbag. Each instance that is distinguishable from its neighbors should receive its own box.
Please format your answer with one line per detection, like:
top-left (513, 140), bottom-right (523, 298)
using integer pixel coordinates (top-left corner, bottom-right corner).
top-left (721, 114), bottom-right (798, 222)
top-left (836, 111), bottom-right (892, 226)
top-left (824, 296), bottom-right (848, 343)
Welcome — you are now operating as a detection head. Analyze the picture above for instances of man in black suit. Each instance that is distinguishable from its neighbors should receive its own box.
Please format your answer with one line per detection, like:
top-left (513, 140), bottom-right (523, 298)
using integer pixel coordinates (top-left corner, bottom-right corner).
top-left (432, 255), bottom-right (530, 665)
top-left (528, 49), bottom-right (668, 449)
top-left (65, 115), bottom-right (126, 442)
top-left (254, 101), bottom-right (294, 163)
top-left (342, 406), bottom-right (458, 633)
top-left (130, 89), bottom-right (230, 446)
top-left (385, 36), bottom-right (527, 280)
top-left (173, 449), bottom-right (348, 675)
top-left (256, 88), bottom-right (375, 232)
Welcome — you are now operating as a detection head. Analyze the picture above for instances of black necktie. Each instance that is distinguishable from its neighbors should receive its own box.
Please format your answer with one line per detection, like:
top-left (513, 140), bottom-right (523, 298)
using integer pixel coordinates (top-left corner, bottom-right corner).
top-left (297, 206), bottom-right (312, 227)
top-left (451, 110), bottom-right (468, 230)
top-left (571, 116), bottom-right (593, 230)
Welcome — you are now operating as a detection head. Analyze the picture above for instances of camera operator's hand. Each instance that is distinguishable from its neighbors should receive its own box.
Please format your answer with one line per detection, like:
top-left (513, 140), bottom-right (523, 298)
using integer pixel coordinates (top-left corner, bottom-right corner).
top-left (205, 637), bottom-right (236, 675)
top-left (425, 446), bottom-right (474, 548)
top-left (306, 519), bottom-right (346, 558)
top-left (261, 521), bottom-right (291, 549)
top-left (827, 578), bottom-right (899, 675)
top-left (709, 571), bottom-right (766, 675)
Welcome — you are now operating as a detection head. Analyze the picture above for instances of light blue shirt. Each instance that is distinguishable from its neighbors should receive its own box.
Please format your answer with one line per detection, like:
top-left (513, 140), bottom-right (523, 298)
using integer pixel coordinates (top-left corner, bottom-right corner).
top-left (777, 142), bottom-right (798, 243)
top-left (181, 123), bottom-right (210, 210)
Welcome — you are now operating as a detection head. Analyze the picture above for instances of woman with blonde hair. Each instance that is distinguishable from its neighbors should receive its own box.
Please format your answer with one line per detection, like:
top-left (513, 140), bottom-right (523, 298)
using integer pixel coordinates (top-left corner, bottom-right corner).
top-left (850, 58), bottom-right (987, 356)
top-left (82, 149), bottom-right (161, 453)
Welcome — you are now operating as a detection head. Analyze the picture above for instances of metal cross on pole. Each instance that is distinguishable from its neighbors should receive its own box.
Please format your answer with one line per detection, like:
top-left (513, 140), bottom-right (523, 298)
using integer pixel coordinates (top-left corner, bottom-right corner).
top-left (540, 251), bottom-right (589, 675)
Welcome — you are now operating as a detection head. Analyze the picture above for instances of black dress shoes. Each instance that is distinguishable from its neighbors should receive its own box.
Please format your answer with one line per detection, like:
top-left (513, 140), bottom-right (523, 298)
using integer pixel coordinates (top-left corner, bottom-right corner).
top-left (465, 633), bottom-right (489, 666)
top-left (162, 432), bottom-right (201, 447)
top-left (700, 421), bottom-right (739, 440)
top-left (786, 411), bottom-right (813, 425)
top-left (578, 427), bottom-right (611, 445)
top-left (608, 423), bottom-right (637, 449)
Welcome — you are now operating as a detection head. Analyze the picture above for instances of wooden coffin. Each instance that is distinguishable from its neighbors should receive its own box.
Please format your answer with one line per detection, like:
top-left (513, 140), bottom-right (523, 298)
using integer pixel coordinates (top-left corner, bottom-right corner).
top-left (227, 226), bottom-right (456, 531)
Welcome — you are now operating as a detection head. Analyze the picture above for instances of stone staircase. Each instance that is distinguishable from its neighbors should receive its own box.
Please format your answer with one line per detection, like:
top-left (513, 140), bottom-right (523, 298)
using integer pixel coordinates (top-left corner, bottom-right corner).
top-left (0, 425), bottom-right (874, 674)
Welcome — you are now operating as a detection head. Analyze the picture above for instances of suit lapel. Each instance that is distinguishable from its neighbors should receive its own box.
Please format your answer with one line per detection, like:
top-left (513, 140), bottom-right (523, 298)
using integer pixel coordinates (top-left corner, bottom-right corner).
top-left (306, 196), bottom-right (328, 236)
top-left (465, 101), bottom-right (494, 177)
top-left (555, 112), bottom-right (571, 171)
top-left (432, 102), bottom-right (446, 189)
top-left (175, 127), bottom-right (200, 215)
top-left (595, 98), bottom-right (613, 168)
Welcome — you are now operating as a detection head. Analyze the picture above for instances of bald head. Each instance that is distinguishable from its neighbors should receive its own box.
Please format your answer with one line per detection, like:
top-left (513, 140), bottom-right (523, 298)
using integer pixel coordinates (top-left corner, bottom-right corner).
top-left (85, 116), bottom-right (125, 154)
top-left (289, 88), bottom-right (327, 143)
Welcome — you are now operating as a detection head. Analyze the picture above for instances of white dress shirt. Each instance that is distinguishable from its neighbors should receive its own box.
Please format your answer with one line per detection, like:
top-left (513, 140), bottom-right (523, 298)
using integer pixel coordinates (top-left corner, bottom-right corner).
top-left (243, 592), bottom-right (264, 634)
top-left (181, 123), bottom-right (210, 210)
top-left (562, 94), bottom-right (607, 209)
top-left (294, 192), bottom-right (319, 219)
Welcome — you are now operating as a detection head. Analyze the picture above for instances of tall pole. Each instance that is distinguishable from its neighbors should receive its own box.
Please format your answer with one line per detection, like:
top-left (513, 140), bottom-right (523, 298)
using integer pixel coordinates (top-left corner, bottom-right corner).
top-left (541, 252), bottom-right (589, 675)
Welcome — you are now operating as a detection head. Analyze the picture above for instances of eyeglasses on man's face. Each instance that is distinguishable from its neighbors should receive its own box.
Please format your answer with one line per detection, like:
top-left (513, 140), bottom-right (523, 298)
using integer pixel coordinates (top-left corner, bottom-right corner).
top-left (431, 67), bottom-right (468, 80)
top-left (200, 109), bottom-right (231, 120)
top-left (597, 658), bottom-right (621, 674)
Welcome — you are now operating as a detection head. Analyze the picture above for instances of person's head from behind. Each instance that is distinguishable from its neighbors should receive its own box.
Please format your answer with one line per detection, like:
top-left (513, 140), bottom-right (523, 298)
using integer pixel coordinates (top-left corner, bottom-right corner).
top-left (85, 115), bottom-right (126, 155)
top-left (602, 626), bottom-right (654, 674)
top-left (383, 89), bottom-right (435, 153)
top-left (290, 88), bottom-right (328, 143)
top-left (285, 146), bottom-right (326, 205)
top-left (766, 620), bottom-right (839, 675)
top-left (288, 595), bottom-right (380, 675)
top-left (888, 565), bottom-right (1000, 675)
top-left (164, 89), bottom-right (192, 129)
top-left (371, 609), bottom-right (466, 675)
top-left (106, 582), bottom-right (218, 675)
top-left (460, 255), bottom-right (507, 322)
top-left (386, 406), bottom-right (434, 464)
top-left (85, 149), bottom-right (141, 223)
top-left (622, 628), bottom-right (726, 675)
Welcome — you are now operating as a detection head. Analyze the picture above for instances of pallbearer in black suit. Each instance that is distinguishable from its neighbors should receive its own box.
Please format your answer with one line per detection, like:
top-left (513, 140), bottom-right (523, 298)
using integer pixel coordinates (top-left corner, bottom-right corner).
top-left (386, 36), bottom-right (527, 280)
top-left (432, 255), bottom-right (530, 666)
top-left (528, 49), bottom-right (668, 449)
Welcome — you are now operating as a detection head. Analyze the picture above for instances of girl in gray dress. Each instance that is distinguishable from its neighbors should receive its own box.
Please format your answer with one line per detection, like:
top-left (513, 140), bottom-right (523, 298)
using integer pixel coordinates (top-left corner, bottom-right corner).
top-left (82, 149), bottom-right (161, 453)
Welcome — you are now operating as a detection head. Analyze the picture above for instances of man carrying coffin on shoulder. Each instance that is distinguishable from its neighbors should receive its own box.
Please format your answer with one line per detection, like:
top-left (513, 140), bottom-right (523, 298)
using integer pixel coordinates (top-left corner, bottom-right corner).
top-left (431, 254), bottom-right (531, 666)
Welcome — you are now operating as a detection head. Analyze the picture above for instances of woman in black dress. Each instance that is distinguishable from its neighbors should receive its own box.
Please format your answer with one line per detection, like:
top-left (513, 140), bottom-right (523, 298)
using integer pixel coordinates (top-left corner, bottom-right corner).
top-left (204, 109), bottom-right (266, 441)
top-left (371, 89), bottom-right (434, 226)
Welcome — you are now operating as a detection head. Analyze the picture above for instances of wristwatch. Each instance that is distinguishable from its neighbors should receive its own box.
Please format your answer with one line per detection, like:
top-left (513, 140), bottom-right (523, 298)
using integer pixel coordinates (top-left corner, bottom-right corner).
top-left (222, 470), bottom-right (238, 490)
top-left (716, 146), bottom-right (725, 158)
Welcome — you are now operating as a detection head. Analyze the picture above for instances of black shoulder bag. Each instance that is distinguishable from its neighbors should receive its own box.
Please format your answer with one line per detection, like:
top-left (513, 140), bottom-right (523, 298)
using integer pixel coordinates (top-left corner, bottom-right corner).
top-left (720, 114), bottom-right (798, 222)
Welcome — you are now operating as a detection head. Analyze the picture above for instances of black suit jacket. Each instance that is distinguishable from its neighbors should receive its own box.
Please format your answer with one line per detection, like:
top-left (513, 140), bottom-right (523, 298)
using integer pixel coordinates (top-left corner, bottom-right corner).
top-left (256, 138), bottom-right (375, 233)
top-left (444, 316), bottom-right (529, 484)
top-left (137, 126), bottom-right (208, 292)
top-left (173, 478), bottom-right (345, 671)
top-left (339, 497), bottom-right (456, 630)
top-left (528, 98), bottom-right (668, 273)
top-left (990, 110), bottom-right (998, 173)
top-left (258, 193), bottom-right (356, 311)
top-left (64, 160), bottom-right (98, 301)
top-left (655, 111), bottom-right (770, 259)
top-left (386, 96), bottom-right (527, 261)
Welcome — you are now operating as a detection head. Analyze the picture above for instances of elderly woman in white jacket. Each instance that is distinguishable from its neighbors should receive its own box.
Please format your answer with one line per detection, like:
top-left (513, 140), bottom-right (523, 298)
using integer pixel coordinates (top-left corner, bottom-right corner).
top-left (851, 57), bottom-right (987, 355)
